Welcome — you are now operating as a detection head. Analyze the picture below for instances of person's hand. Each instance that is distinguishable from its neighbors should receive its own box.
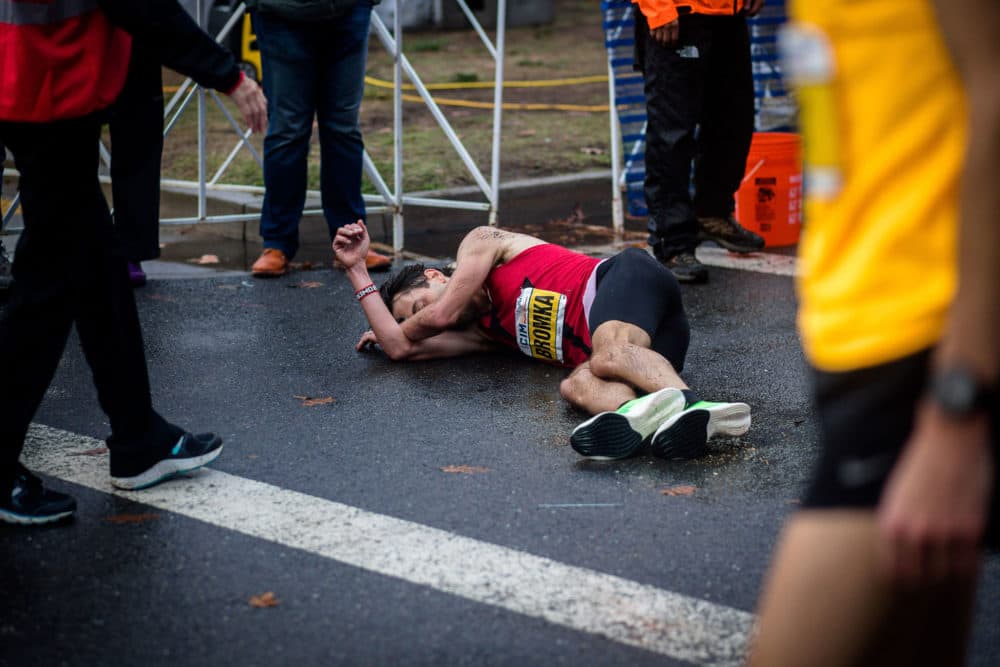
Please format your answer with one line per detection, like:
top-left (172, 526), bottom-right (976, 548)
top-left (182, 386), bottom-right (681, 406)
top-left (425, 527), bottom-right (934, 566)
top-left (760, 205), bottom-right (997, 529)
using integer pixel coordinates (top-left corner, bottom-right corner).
top-left (745, 0), bottom-right (765, 17)
top-left (229, 75), bottom-right (267, 134)
top-left (877, 402), bottom-right (994, 584)
top-left (356, 329), bottom-right (380, 352)
top-left (650, 20), bottom-right (679, 47)
top-left (333, 219), bottom-right (371, 270)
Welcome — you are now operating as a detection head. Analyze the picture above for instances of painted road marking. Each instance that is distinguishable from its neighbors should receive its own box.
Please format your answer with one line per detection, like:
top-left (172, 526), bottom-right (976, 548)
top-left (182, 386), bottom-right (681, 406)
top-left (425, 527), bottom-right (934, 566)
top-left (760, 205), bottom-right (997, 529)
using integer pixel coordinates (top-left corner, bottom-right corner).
top-left (24, 424), bottom-right (754, 667)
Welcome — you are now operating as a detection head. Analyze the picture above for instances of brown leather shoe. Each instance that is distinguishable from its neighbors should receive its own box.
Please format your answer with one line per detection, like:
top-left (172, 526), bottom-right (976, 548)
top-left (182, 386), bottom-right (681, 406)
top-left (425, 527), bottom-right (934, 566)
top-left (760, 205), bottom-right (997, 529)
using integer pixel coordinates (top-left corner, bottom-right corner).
top-left (251, 248), bottom-right (289, 277)
top-left (334, 249), bottom-right (393, 272)
top-left (364, 249), bottom-right (392, 271)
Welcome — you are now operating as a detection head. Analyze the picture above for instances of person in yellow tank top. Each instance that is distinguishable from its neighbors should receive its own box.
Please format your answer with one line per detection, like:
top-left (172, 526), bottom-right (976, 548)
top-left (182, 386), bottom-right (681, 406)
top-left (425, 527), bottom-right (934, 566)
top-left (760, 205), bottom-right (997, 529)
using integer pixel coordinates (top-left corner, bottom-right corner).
top-left (747, 0), bottom-right (999, 664)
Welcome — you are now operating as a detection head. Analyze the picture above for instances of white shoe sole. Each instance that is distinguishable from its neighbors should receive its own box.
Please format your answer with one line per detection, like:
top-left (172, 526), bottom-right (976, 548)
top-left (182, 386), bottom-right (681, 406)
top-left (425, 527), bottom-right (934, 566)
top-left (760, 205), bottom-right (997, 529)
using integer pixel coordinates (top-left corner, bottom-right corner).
top-left (651, 402), bottom-right (750, 460)
top-left (111, 446), bottom-right (223, 491)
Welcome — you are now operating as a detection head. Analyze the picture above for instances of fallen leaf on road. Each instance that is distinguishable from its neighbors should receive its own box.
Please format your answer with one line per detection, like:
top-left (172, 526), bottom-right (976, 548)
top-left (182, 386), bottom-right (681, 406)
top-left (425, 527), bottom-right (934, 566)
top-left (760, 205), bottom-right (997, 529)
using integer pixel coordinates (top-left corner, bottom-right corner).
top-left (296, 281), bottom-right (323, 289)
top-left (580, 146), bottom-right (604, 155)
top-left (193, 254), bottom-right (220, 265)
top-left (294, 395), bottom-right (335, 407)
top-left (660, 485), bottom-right (697, 497)
top-left (440, 465), bottom-right (490, 474)
top-left (70, 447), bottom-right (109, 457)
top-left (105, 513), bottom-right (160, 525)
top-left (249, 592), bottom-right (280, 608)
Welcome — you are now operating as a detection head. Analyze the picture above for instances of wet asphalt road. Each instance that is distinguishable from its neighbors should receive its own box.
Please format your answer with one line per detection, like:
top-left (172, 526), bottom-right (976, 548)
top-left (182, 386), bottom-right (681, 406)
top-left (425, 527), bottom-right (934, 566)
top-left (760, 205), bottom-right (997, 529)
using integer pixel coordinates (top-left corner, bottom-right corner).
top-left (1, 243), bottom-right (998, 666)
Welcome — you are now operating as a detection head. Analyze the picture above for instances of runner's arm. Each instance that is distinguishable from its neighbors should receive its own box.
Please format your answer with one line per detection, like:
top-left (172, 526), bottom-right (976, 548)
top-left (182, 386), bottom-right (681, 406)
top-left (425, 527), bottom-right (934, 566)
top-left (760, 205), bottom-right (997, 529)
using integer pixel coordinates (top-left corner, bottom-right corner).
top-left (399, 226), bottom-right (507, 341)
top-left (333, 221), bottom-right (428, 360)
top-left (878, 0), bottom-right (1000, 583)
top-left (357, 327), bottom-right (497, 361)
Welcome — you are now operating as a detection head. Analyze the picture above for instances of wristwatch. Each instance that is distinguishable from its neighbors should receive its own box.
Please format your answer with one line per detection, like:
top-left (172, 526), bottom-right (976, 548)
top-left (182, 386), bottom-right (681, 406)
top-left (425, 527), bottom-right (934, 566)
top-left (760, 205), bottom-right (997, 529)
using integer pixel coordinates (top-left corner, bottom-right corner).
top-left (929, 367), bottom-right (997, 417)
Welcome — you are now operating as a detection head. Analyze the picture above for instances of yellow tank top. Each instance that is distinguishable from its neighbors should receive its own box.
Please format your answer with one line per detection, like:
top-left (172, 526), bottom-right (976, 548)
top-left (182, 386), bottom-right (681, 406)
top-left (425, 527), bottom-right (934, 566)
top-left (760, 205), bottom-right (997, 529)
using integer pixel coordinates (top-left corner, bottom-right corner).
top-left (784, 0), bottom-right (964, 372)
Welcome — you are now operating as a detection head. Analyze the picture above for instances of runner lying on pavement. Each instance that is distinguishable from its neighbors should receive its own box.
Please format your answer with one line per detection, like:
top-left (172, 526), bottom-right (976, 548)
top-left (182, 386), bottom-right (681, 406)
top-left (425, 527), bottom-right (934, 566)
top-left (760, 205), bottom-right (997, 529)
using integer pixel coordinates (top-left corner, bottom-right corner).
top-left (333, 220), bottom-right (751, 460)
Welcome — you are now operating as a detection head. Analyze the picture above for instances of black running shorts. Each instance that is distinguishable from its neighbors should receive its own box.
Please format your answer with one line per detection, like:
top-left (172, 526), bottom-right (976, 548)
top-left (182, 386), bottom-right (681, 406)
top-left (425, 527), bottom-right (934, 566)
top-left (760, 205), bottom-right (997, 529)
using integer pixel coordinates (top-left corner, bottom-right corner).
top-left (588, 247), bottom-right (690, 373)
top-left (803, 348), bottom-right (1000, 549)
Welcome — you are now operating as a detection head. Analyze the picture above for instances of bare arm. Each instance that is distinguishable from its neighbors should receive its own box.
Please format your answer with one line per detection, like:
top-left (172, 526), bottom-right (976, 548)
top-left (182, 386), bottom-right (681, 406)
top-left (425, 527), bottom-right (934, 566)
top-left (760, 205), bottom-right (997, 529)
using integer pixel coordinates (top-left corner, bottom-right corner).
top-left (333, 221), bottom-right (422, 360)
top-left (878, 0), bottom-right (1000, 583)
top-left (399, 227), bottom-right (539, 341)
top-left (356, 327), bottom-right (498, 361)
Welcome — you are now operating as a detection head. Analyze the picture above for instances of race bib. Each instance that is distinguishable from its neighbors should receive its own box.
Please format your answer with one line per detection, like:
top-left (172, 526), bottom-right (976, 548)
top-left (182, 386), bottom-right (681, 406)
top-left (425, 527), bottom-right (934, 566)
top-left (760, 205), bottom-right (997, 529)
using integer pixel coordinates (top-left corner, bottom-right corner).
top-left (514, 286), bottom-right (566, 363)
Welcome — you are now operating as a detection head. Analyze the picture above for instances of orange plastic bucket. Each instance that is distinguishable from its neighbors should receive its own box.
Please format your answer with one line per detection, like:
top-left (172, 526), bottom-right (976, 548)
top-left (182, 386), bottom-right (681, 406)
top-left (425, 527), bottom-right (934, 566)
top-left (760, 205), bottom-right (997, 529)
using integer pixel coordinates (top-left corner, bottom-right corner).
top-left (735, 132), bottom-right (802, 247)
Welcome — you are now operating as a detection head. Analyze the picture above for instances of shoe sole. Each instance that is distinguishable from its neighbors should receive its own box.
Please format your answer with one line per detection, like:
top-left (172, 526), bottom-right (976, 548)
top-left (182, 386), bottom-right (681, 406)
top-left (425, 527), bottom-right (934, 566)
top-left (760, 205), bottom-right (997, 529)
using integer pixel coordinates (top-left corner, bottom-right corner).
top-left (697, 232), bottom-right (763, 255)
top-left (111, 446), bottom-right (224, 491)
top-left (0, 508), bottom-right (75, 525)
top-left (651, 402), bottom-right (751, 460)
top-left (670, 269), bottom-right (709, 285)
top-left (251, 270), bottom-right (287, 278)
top-left (570, 388), bottom-right (683, 460)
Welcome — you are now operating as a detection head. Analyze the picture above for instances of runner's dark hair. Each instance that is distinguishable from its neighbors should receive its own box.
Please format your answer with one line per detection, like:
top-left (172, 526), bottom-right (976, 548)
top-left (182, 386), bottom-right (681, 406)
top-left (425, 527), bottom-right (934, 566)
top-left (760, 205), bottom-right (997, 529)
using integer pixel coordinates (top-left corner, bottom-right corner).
top-left (379, 264), bottom-right (455, 313)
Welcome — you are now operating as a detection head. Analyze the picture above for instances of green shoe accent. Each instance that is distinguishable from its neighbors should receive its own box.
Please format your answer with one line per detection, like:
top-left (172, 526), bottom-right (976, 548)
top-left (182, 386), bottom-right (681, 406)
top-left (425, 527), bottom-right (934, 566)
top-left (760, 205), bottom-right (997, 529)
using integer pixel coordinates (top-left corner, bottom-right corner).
top-left (570, 387), bottom-right (686, 460)
top-left (650, 401), bottom-right (751, 460)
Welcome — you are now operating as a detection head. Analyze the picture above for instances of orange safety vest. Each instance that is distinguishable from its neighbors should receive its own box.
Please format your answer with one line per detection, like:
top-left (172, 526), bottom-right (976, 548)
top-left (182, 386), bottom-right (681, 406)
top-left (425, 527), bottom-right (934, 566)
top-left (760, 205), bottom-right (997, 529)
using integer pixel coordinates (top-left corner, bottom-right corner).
top-left (632, 0), bottom-right (748, 29)
top-left (0, 0), bottom-right (131, 122)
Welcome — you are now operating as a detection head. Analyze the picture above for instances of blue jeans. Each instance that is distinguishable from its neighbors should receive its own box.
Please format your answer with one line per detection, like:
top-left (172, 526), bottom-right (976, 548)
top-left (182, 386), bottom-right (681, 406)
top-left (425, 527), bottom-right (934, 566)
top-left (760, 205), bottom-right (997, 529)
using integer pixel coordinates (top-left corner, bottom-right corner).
top-left (253, 3), bottom-right (372, 259)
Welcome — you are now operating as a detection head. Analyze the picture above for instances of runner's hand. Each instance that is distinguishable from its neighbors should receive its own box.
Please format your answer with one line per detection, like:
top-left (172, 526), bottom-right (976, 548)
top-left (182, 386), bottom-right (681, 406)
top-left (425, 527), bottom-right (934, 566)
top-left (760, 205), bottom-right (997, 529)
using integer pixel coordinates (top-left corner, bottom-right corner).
top-left (229, 76), bottom-right (267, 134)
top-left (877, 402), bottom-right (993, 583)
top-left (333, 220), bottom-right (371, 270)
top-left (356, 329), bottom-right (380, 351)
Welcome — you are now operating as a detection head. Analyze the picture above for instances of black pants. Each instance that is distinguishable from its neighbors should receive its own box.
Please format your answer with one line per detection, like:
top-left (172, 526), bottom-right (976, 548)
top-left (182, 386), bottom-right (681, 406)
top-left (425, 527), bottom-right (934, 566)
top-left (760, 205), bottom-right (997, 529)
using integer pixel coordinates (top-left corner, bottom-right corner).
top-left (635, 12), bottom-right (755, 258)
top-left (0, 114), bottom-right (166, 493)
top-left (109, 43), bottom-right (165, 262)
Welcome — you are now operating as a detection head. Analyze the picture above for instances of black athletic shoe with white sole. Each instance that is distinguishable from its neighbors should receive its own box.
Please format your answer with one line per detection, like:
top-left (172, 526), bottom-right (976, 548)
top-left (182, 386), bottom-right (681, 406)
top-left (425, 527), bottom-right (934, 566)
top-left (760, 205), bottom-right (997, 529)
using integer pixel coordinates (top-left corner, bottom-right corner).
top-left (111, 432), bottom-right (223, 490)
top-left (0, 465), bottom-right (76, 525)
top-left (570, 387), bottom-right (685, 460)
top-left (650, 401), bottom-right (751, 460)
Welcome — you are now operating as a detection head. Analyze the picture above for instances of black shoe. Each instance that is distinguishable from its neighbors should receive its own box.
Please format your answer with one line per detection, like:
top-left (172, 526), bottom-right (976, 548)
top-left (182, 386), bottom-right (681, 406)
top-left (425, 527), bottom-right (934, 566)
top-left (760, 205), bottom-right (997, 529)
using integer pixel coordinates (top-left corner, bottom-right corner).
top-left (111, 432), bottom-right (223, 490)
top-left (697, 216), bottom-right (765, 254)
top-left (664, 251), bottom-right (709, 284)
top-left (0, 465), bottom-right (76, 525)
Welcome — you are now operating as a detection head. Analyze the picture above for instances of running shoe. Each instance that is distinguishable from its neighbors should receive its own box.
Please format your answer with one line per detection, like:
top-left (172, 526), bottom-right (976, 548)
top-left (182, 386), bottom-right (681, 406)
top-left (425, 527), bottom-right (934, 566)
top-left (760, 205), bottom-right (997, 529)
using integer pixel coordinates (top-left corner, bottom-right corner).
top-left (664, 251), bottom-right (709, 284)
top-left (0, 464), bottom-right (76, 525)
top-left (570, 387), bottom-right (685, 460)
top-left (697, 216), bottom-right (765, 254)
top-left (111, 432), bottom-right (223, 490)
top-left (650, 401), bottom-right (751, 460)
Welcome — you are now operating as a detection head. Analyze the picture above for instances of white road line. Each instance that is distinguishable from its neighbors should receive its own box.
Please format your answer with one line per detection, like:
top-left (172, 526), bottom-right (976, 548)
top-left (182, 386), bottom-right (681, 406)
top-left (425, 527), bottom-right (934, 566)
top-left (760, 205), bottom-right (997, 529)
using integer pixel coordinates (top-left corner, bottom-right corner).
top-left (24, 424), bottom-right (754, 667)
top-left (696, 247), bottom-right (798, 276)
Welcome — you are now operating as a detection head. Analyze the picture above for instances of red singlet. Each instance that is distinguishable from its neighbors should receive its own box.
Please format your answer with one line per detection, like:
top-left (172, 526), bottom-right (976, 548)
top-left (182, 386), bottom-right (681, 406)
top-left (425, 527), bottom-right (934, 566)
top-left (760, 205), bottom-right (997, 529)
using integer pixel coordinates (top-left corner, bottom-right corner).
top-left (479, 244), bottom-right (602, 368)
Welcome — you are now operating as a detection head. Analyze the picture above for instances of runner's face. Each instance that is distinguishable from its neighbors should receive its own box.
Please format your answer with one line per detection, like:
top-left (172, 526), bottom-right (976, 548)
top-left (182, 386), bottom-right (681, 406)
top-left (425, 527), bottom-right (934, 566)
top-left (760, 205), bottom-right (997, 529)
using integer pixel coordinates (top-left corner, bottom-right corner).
top-left (391, 283), bottom-right (445, 323)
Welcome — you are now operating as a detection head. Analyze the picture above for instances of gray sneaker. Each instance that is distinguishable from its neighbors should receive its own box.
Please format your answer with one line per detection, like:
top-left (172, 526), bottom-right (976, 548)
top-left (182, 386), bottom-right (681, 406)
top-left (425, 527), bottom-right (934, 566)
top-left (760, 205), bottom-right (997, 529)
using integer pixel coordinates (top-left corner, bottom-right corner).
top-left (697, 216), bottom-right (765, 254)
top-left (665, 251), bottom-right (708, 284)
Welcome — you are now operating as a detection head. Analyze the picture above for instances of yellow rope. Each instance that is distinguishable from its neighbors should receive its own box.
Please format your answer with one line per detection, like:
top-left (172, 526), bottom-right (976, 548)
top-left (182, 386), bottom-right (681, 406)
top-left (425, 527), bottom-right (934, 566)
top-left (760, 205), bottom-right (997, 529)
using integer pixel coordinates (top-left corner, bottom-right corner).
top-left (396, 93), bottom-right (609, 112)
top-left (163, 74), bottom-right (611, 111)
top-left (364, 74), bottom-right (608, 90)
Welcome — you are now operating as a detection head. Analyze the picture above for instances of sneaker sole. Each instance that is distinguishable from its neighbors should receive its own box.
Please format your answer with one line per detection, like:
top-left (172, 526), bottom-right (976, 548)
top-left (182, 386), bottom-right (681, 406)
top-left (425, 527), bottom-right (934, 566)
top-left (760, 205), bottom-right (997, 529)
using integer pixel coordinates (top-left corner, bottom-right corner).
top-left (111, 446), bottom-right (224, 491)
top-left (651, 403), bottom-right (751, 460)
top-left (570, 388), bottom-right (683, 460)
top-left (570, 413), bottom-right (644, 460)
top-left (251, 270), bottom-right (287, 278)
top-left (0, 507), bottom-right (75, 525)
top-left (697, 233), bottom-right (763, 255)
top-left (670, 269), bottom-right (709, 285)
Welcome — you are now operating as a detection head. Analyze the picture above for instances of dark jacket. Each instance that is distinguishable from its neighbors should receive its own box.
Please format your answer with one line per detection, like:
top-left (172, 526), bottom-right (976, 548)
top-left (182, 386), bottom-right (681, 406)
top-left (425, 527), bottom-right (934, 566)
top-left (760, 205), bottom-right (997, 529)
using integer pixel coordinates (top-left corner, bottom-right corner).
top-left (99, 0), bottom-right (241, 93)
